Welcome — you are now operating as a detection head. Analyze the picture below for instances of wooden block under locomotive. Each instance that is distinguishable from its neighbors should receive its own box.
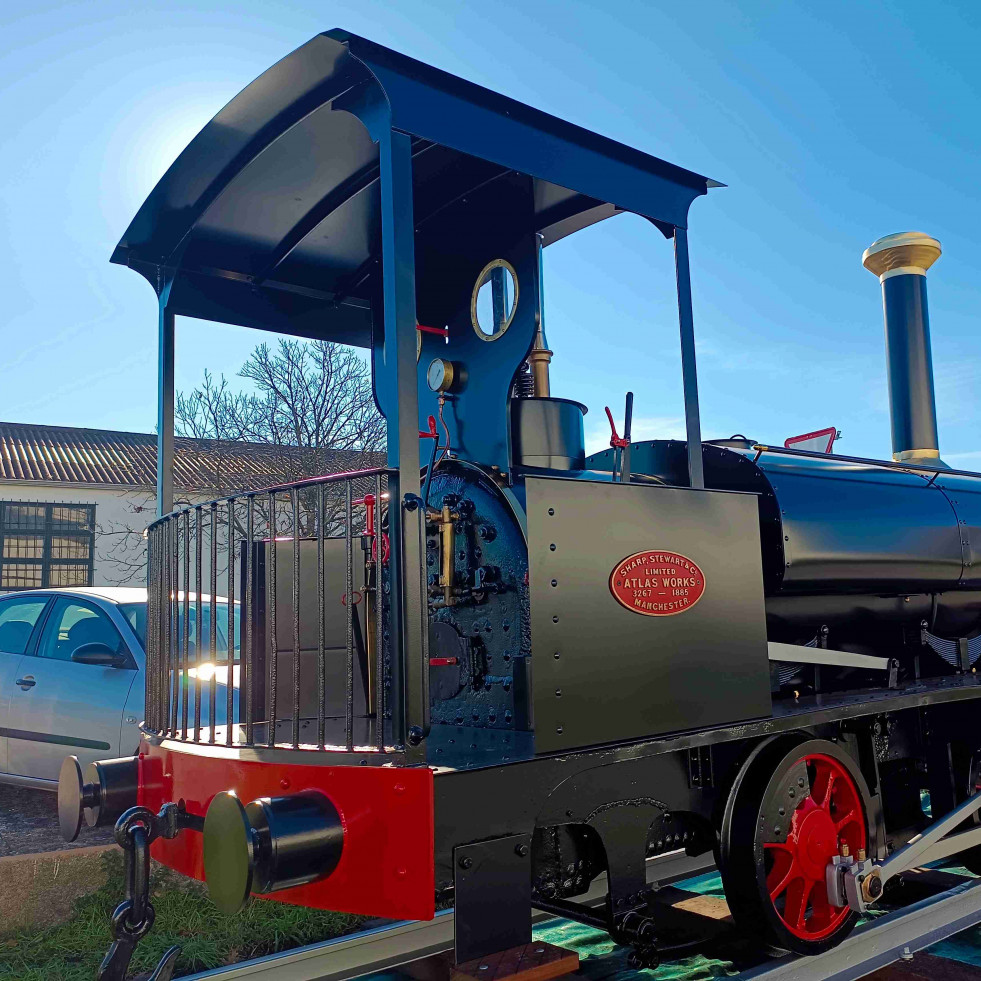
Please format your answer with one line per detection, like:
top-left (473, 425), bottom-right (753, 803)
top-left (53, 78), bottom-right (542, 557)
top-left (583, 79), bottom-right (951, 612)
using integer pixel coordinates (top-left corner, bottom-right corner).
top-left (62, 28), bottom-right (981, 981)
top-left (525, 476), bottom-right (770, 751)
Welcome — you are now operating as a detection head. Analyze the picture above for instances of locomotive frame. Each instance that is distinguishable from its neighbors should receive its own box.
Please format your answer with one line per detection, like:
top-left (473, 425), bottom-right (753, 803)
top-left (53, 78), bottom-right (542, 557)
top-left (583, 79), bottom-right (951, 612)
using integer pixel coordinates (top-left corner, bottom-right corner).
top-left (61, 28), bottom-right (981, 976)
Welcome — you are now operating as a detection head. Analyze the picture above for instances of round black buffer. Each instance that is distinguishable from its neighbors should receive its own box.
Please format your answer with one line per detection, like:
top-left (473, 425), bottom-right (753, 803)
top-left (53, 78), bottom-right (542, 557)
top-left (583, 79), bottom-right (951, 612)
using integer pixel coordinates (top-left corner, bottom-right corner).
top-left (58, 755), bottom-right (139, 842)
top-left (203, 790), bottom-right (344, 913)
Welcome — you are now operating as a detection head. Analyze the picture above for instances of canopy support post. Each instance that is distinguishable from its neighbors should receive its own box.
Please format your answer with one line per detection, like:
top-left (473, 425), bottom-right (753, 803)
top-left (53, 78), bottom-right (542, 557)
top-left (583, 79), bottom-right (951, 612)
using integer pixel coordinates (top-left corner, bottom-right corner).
top-left (379, 129), bottom-right (428, 757)
top-left (157, 301), bottom-right (175, 517)
top-left (673, 227), bottom-right (705, 489)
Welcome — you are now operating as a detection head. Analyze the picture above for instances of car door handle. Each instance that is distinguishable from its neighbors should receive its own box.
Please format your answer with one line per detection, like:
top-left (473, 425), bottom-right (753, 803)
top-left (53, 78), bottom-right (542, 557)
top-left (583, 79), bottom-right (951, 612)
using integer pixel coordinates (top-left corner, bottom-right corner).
top-left (15, 676), bottom-right (36, 690)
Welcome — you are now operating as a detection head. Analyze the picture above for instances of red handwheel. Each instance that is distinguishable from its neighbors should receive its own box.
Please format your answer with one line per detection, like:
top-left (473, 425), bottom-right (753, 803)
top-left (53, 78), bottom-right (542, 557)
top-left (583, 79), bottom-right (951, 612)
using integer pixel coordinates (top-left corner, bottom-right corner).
top-left (718, 738), bottom-right (871, 955)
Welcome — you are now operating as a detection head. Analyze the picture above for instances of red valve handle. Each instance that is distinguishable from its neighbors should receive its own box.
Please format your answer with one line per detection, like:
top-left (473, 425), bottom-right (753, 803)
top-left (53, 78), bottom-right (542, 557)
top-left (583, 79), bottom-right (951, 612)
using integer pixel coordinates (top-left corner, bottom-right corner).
top-left (416, 323), bottom-right (449, 337)
top-left (373, 532), bottom-right (391, 565)
top-left (351, 495), bottom-right (390, 563)
top-left (605, 406), bottom-right (630, 449)
top-left (419, 415), bottom-right (438, 439)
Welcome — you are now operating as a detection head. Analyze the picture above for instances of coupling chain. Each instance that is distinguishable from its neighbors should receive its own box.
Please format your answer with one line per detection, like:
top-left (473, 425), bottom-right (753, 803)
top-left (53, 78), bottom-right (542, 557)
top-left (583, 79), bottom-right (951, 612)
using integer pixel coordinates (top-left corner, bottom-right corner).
top-left (96, 802), bottom-right (198, 981)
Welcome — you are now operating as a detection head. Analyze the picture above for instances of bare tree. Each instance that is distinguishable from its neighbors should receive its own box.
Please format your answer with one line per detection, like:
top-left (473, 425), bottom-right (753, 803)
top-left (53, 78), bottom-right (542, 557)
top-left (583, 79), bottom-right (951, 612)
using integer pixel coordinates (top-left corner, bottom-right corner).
top-left (97, 339), bottom-right (386, 584)
top-left (177, 340), bottom-right (385, 490)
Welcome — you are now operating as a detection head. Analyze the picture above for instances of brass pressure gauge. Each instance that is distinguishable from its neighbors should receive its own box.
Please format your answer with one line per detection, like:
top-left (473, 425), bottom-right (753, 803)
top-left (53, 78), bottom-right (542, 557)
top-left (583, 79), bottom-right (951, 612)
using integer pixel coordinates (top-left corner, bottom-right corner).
top-left (427, 358), bottom-right (457, 393)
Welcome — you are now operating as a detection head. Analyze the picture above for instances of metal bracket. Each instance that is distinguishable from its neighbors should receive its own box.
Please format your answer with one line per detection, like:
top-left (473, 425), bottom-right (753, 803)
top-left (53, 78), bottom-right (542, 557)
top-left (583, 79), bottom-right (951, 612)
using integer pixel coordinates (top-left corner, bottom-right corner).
top-left (830, 789), bottom-right (981, 913)
top-left (453, 834), bottom-right (532, 963)
top-left (768, 641), bottom-right (892, 672)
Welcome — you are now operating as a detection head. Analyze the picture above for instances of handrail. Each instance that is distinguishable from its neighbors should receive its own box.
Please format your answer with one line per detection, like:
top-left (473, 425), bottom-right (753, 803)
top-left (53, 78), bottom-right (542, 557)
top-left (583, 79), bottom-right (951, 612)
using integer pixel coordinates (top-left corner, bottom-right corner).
top-left (748, 443), bottom-right (975, 480)
top-left (145, 468), bottom-right (399, 752)
top-left (147, 466), bottom-right (394, 532)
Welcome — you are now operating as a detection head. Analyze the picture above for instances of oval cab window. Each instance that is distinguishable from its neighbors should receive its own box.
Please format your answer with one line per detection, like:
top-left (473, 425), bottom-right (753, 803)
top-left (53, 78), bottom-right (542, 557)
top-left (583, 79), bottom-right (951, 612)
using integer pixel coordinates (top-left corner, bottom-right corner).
top-left (471, 259), bottom-right (518, 341)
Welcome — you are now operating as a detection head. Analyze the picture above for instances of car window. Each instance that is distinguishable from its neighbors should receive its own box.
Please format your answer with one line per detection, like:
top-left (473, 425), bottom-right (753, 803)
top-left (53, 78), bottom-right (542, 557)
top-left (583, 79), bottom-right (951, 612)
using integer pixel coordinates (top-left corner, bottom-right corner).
top-left (120, 603), bottom-right (147, 648)
top-left (37, 599), bottom-right (124, 662)
top-left (0, 597), bottom-right (48, 654)
top-left (174, 603), bottom-right (241, 660)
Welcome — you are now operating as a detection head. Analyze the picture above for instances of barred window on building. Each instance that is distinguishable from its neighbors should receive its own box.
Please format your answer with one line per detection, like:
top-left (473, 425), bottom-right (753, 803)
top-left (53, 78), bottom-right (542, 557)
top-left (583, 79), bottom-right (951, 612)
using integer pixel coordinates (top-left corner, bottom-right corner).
top-left (0, 502), bottom-right (96, 590)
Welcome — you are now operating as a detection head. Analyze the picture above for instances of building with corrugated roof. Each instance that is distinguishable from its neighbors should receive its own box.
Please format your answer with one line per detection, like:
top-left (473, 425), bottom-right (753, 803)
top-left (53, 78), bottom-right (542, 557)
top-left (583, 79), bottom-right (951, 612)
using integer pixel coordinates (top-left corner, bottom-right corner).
top-left (0, 422), bottom-right (370, 588)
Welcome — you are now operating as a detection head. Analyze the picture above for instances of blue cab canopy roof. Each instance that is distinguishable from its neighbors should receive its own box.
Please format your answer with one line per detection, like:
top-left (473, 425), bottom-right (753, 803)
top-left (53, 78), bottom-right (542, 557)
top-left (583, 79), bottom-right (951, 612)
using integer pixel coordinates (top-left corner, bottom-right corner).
top-left (111, 29), bottom-right (719, 348)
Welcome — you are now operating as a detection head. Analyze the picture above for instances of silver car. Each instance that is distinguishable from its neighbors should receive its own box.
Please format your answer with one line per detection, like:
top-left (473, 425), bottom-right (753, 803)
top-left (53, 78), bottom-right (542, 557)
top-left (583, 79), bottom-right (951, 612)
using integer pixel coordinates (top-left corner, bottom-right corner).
top-left (0, 586), bottom-right (236, 788)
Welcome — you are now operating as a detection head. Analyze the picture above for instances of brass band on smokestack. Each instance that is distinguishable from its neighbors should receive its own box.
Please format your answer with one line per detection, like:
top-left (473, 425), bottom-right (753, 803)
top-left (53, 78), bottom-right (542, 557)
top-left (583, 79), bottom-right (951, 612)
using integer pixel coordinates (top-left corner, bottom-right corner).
top-left (862, 231), bottom-right (944, 466)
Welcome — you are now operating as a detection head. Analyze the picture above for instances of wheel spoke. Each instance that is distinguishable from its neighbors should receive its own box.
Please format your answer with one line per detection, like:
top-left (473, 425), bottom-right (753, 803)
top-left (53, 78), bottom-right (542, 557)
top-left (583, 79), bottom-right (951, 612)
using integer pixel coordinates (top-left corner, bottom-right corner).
top-left (751, 753), bottom-right (868, 943)
top-left (809, 758), bottom-right (836, 809)
top-left (783, 877), bottom-right (814, 931)
top-left (808, 876), bottom-right (835, 929)
top-left (822, 773), bottom-right (838, 809)
top-left (767, 847), bottom-right (796, 901)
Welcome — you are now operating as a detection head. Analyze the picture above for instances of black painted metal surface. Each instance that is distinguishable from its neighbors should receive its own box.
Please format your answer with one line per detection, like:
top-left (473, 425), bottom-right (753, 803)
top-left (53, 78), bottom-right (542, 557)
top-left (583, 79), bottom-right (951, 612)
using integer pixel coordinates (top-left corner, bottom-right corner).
top-left (112, 31), bottom-right (714, 335)
top-left (453, 834), bottom-right (532, 962)
top-left (881, 273), bottom-right (941, 460)
top-left (510, 397), bottom-right (588, 471)
top-left (524, 476), bottom-right (771, 752)
top-left (588, 440), bottom-right (981, 640)
top-left (421, 461), bottom-right (531, 757)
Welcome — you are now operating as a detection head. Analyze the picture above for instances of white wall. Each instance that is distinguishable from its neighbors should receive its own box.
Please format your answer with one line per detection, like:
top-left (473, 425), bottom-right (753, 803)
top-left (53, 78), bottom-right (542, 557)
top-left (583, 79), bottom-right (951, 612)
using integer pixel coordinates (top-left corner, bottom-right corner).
top-left (0, 482), bottom-right (156, 586)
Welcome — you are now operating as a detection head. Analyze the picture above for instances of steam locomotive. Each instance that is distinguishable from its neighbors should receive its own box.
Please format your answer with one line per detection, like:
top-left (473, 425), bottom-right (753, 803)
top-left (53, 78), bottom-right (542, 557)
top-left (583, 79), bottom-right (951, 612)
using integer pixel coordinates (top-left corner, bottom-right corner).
top-left (60, 30), bottom-right (981, 976)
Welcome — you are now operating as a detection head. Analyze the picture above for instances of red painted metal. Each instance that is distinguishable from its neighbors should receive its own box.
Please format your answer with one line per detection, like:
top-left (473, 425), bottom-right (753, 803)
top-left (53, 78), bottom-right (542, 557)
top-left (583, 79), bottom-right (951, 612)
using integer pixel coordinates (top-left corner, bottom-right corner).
top-left (604, 406), bottom-right (630, 449)
top-left (429, 657), bottom-right (459, 667)
top-left (784, 427), bottom-right (838, 454)
top-left (353, 493), bottom-right (391, 565)
top-left (416, 323), bottom-right (449, 337)
top-left (609, 550), bottom-right (706, 617)
top-left (763, 753), bottom-right (867, 941)
top-left (138, 742), bottom-right (435, 921)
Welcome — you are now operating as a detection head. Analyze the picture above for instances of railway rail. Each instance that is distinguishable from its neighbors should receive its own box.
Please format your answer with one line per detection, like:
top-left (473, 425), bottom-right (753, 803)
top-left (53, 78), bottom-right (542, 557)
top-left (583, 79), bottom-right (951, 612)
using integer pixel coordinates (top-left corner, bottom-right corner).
top-left (179, 854), bottom-right (981, 981)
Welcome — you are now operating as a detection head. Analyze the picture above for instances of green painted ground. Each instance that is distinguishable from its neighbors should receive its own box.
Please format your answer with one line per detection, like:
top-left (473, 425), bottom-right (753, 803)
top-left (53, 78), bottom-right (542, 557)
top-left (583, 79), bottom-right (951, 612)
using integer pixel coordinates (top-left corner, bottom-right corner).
top-left (533, 867), bottom-right (981, 981)
top-left (534, 873), bottom-right (738, 981)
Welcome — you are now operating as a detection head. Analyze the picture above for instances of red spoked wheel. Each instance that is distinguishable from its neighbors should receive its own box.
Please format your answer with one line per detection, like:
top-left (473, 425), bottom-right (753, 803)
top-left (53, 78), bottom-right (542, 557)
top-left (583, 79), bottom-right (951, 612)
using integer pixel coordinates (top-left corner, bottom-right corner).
top-left (718, 738), bottom-right (871, 955)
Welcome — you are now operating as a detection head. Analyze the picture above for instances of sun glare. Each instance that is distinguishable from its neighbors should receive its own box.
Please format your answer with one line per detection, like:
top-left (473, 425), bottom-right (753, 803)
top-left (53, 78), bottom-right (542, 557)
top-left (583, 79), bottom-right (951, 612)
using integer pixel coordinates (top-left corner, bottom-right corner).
top-left (107, 89), bottom-right (221, 214)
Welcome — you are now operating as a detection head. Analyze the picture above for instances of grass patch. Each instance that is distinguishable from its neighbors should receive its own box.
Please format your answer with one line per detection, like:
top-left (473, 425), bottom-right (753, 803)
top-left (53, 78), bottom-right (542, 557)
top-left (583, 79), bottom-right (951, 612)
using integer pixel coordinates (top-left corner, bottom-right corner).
top-left (0, 851), bottom-right (367, 980)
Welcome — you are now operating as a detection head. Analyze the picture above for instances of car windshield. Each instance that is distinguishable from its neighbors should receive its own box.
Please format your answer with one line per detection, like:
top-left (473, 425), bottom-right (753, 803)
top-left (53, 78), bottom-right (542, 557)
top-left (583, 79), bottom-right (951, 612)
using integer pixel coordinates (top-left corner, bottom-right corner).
top-left (120, 601), bottom-right (241, 658)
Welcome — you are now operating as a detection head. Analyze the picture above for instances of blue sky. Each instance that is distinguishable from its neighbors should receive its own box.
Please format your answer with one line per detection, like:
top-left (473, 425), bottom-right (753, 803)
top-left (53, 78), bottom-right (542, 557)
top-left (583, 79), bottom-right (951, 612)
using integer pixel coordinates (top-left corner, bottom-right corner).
top-left (1, 0), bottom-right (978, 462)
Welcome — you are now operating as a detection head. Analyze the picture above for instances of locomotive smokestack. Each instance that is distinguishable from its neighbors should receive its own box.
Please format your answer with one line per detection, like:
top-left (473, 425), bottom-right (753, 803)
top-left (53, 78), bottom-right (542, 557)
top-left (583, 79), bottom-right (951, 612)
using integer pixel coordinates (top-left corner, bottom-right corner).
top-left (863, 231), bottom-right (944, 466)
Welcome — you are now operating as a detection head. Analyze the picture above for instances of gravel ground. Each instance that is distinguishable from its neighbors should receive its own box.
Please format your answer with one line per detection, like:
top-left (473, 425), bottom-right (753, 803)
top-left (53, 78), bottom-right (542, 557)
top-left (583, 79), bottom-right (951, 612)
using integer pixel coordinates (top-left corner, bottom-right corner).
top-left (0, 784), bottom-right (114, 857)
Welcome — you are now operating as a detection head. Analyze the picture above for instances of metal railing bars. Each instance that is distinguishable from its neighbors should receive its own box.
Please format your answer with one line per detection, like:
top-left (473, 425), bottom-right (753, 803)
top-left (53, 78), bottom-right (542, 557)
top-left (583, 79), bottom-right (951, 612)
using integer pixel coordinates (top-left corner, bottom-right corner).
top-left (169, 518), bottom-right (179, 737)
top-left (318, 482), bottom-right (327, 750)
top-left (225, 499), bottom-right (235, 747)
top-left (244, 496), bottom-right (253, 745)
top-left (145, 467), bottom-right (397, 754)
top-left (374, 475), bottom-right (384, 750)
top-left (267, 490), bottom-right (278, 748)
top-left (194, 506), bottom-right (203, 742)
top-left (146, 525), bottom-right (158, 730)
top-left (345, 481), bottom-right (355, 751)
top-left (291, 488), bottom-right (301, 750)
top-left (181, 508), bottom-right (190, 740)
top-left (209, 502), bottom-right (218, 745)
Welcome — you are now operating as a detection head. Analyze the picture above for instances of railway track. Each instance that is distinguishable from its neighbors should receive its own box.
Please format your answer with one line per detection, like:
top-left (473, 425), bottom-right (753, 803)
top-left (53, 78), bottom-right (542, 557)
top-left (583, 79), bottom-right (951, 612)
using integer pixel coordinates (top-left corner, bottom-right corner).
top-left (181, 851), bottom-right (712, 981)
top-left (184, 853), bottom-right (981, 981)
top-left (180, 854), bottom-right (981, 981)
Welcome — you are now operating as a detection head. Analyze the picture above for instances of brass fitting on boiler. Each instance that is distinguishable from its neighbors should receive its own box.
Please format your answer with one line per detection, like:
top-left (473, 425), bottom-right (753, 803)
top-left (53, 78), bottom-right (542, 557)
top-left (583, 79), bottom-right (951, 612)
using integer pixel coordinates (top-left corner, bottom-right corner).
top-left (439, 502), bottom-right (459, 606)
top-left (528, 231), bottom-right (552, 397)
top-left (527, 343), bottom-right (552, 398)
